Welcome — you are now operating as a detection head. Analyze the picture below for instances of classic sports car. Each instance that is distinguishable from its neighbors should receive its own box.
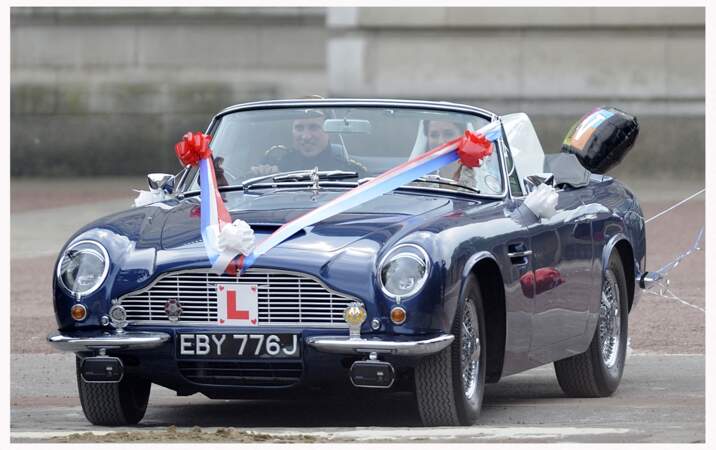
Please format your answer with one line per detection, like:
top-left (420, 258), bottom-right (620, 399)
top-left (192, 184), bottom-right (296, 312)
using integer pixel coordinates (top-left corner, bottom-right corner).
top-left (48, 99), bottom-right (653, 427)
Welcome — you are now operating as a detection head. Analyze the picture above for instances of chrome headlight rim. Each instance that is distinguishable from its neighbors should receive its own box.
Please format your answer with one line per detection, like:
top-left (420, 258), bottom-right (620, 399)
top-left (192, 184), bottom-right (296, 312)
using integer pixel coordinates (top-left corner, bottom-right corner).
top-left (378, 243), bottom-right (430, 301)
top-left (56, 240), bottom-right (110, 298)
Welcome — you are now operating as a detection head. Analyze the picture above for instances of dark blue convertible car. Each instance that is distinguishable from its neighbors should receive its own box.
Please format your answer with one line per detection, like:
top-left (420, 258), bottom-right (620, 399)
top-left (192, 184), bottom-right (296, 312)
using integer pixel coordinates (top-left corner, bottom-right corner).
top-left (48, 99), bottom-right (651, 426)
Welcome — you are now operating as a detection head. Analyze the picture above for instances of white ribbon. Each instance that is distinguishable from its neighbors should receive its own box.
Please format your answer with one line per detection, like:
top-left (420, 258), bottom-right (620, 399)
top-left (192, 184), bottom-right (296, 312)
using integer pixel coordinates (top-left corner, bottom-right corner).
top-left (523, 183), bottom-right (558, 219)
top-left (132, 189), bottom-right (171, 208)
top-left (216, 219), bottom-right (256, 255)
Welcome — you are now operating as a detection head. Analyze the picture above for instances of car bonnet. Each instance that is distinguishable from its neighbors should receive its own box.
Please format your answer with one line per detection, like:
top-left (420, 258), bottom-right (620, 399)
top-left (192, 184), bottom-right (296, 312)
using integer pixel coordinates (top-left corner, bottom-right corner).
top-left (160, 189), bottom-right (453, 253)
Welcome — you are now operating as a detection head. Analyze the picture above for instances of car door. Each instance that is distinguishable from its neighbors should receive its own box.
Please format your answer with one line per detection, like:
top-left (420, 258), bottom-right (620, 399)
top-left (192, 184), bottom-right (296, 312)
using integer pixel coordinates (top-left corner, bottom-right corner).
top-left (498, 116), bottom-right (597, 358)
top-left (527, 187), bottom-right (595, 350)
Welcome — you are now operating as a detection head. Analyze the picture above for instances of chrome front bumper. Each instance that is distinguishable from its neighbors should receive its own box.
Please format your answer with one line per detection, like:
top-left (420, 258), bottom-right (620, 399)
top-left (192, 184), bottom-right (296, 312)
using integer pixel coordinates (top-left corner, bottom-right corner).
top-left (47, 331), bottom-right (170, 352)
top-left (48, 330), bottom-right (453, 356)
top-left (306, 334), bottom-right (454, 356)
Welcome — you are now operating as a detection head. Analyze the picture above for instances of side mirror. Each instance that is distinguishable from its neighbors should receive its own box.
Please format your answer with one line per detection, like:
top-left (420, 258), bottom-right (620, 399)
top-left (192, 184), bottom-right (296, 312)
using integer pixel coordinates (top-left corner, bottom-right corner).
top-left (147, 173), bottom-right (175, 194)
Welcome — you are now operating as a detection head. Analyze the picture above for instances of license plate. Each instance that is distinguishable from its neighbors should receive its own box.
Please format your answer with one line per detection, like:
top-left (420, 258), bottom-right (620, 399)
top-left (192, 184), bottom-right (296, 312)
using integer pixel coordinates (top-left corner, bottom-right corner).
top-left (176, 333), bottom-right (300, 359)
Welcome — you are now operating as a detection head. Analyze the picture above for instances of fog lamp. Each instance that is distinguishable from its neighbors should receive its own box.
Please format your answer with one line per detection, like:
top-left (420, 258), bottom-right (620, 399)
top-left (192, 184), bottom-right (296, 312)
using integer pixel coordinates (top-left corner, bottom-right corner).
top-left (70, 304), bottom-right (87, 321)
top-left (390, 306), bottom-right (407, 325)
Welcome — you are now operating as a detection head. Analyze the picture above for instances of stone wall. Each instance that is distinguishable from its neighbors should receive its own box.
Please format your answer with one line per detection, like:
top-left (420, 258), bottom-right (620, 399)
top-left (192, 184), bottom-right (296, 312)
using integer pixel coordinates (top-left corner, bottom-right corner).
top-left (327, 7), bottom-right (705, 181)
top-left (11, 7), bottom-right (704, 180)
top-left (11, 8), bottom-right (328, 176)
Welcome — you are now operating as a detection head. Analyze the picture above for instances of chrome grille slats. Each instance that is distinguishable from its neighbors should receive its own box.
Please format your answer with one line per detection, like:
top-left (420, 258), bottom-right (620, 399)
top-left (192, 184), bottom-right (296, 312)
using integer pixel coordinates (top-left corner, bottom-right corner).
top-left (119, 269), bottom-right (354, 327)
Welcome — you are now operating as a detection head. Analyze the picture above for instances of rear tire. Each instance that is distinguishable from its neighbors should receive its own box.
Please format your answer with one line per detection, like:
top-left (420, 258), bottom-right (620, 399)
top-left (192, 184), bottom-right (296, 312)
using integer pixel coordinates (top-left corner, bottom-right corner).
top-left (76, 356), bottom-right (151, 426)
top-left (415, 275), bottom-right (487, 426)
top-left (554, 252), bottom-right (629, 397)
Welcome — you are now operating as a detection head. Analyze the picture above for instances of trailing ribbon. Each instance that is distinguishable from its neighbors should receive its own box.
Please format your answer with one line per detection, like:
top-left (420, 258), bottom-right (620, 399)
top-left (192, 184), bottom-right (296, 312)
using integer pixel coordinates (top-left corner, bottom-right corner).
top-left (175, 132), bottom-right (255, 273)
top-left (643, 227), bottom-right (704, 313)
top-left (233, 121), bottom-right (503, 273)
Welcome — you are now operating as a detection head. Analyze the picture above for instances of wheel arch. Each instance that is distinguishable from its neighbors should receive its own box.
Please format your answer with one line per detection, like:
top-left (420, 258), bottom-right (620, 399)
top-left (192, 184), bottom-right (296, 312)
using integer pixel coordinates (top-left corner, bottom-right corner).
top-left (602, 234), bottom-right (636, 312)
top-left (462, 252), bottom-right (506, 383)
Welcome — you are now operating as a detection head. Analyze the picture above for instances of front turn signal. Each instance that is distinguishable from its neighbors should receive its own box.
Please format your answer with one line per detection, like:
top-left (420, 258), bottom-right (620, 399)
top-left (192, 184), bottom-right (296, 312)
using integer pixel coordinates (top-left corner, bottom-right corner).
top-left (390, 306), bottom-right (407, 325)
top-left (71, 304), bottom-right (87, 321)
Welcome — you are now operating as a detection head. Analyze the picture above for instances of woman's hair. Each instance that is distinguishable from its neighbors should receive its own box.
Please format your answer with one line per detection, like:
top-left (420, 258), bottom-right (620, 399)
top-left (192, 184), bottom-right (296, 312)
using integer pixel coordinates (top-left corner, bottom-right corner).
top-left (423, 120), bottom-right (464, 136)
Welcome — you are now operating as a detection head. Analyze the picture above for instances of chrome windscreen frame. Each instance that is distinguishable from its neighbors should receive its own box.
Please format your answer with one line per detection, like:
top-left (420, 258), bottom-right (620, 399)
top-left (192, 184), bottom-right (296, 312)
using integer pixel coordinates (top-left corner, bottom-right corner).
top-left (178, 99), bottom-right (508, 200)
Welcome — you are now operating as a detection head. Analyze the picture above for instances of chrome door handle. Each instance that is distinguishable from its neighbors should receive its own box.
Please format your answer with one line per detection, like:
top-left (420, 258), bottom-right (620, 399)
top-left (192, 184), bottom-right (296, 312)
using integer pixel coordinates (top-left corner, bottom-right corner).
top-left (507, 250), bottom-right (533, 258)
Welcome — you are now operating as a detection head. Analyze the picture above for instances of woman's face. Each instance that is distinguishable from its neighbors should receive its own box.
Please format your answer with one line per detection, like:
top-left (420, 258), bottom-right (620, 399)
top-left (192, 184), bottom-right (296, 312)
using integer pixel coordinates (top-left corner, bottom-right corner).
top-left (427, 121), bottom-right (462, 149)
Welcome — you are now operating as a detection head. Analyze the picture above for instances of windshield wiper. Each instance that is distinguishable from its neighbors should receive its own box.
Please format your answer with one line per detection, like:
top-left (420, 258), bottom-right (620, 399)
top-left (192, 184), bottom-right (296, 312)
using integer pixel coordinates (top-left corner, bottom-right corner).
top-left (412, 174), bottom-right (481, 194)
top-left (273, 170), bottom-right (358, 182)
top-left (356, 175), bottom-right (482, 194)
top-left (208, 171), bottom-right (477, 196)
top-left (239, 169), bottom-right (359, 191)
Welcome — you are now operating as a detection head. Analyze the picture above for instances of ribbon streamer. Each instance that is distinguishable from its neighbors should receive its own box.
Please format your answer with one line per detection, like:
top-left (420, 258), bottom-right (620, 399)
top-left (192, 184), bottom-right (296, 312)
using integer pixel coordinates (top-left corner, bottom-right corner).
top-left (649, 227), bottom-right (703, 282)
top-left (644, 289), bottom-right (705, 313)
top-left (643, 226), bottom-right (704, 313)
top-left (636, 189), bottom-right (705, 312)
top-left (645, 188), bottom-right (704, 224)
top-left (175, 132), bottom-right (254, 273)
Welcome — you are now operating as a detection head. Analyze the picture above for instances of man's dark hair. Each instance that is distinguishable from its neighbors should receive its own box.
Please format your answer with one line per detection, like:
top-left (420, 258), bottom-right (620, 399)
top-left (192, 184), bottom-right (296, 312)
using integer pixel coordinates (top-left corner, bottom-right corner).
top-left (298, 109), bottom-right (326, 119)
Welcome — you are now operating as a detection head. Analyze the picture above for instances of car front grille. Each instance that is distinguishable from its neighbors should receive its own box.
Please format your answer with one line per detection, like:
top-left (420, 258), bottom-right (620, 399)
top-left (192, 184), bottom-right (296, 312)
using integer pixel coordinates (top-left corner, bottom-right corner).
top-left (178, 360), bottom-right (303, 387)
top-left (119, 269), bottom-right (356, 327)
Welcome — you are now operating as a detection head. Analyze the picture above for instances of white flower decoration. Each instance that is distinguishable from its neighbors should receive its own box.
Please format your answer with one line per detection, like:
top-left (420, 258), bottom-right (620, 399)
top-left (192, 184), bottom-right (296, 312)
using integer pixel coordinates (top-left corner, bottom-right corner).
top-left (133, 189), bottom-right (171, 208)
top-left (523, 183), bottom-right (558, 219)
top-left (217, 219), bottom-right (255, 255)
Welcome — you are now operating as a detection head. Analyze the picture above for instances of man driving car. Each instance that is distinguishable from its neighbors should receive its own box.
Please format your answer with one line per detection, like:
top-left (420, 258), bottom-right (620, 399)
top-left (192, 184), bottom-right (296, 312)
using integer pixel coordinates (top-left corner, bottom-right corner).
top-left (249, 110), bottom-right (366, 177)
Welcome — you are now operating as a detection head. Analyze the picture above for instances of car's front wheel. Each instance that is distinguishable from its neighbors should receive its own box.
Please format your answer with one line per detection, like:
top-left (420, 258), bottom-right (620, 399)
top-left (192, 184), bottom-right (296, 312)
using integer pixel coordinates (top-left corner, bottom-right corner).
top-left (553, 252), bottom-right (629, 397)
top-left (414, 274), bottom-right (486, 426)
top-left (76, 356), bottom-right (151, 426)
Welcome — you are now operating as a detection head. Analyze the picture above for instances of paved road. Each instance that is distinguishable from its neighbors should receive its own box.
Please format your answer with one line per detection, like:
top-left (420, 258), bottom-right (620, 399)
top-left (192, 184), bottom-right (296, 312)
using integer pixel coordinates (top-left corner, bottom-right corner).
top-left (10, 352), bottom-right (704, 443)
top-left (10, 177), bottom-right (705, 443)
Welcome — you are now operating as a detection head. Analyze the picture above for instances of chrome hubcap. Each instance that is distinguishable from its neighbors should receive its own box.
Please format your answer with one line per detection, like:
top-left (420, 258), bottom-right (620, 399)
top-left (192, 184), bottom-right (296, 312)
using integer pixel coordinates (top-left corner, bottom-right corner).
top-left (461, 299), bottom-right (480, 399)
top-left (599, 270), bottom-right (621, 368)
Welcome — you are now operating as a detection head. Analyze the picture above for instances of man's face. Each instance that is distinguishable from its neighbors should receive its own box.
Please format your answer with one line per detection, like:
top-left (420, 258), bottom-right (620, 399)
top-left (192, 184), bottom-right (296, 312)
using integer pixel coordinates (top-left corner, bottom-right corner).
top-left (427, 121), bottom-right (462, 149)
top-left (292, 116), bottom-right (330, 158)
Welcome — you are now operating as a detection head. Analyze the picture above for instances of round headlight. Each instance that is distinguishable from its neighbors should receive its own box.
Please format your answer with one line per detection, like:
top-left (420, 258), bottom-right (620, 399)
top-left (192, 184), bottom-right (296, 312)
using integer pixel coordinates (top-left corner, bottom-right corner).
top-left (379, 244), bottom-right (430, 300)
top-left (57, 240), bottom-right (109, 298)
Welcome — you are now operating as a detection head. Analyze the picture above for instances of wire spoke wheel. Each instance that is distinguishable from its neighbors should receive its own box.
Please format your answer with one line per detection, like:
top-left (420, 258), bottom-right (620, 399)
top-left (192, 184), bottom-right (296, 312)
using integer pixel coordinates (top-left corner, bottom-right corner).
top-left (415, 275), bottom-right (486, 426)
top-left (599, 270), bottom-right (621, 369)
top-left (461, 298), bottom-right (481, 399)
top-left (553, 252), bottom-right (628, 397)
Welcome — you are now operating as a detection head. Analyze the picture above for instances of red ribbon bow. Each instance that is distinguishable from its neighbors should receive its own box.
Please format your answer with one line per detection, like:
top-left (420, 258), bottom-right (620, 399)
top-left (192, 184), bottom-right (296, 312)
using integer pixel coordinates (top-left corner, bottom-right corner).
top-left (175, 132), bottom-right (213, 167)
top-left (457, 131), bottom-right (493, 168)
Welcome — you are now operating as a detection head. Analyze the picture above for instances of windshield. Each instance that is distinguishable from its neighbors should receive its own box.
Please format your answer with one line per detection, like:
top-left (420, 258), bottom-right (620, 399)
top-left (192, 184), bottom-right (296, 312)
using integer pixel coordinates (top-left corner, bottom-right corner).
top-left (189, 106), bottom-right (504, 195)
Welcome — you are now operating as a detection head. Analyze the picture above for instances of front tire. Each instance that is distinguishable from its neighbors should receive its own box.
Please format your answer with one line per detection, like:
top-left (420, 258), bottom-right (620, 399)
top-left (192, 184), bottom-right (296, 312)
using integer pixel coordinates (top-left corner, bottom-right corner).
top-left (76, 356), bottom-right (151, 426)
top-left (554, 252), bottom-right (629, 397)
top-left (415, 275), bottom-right (486, 426)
